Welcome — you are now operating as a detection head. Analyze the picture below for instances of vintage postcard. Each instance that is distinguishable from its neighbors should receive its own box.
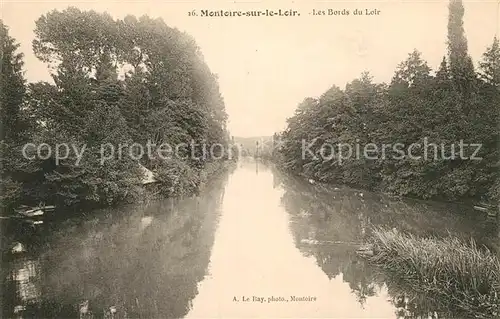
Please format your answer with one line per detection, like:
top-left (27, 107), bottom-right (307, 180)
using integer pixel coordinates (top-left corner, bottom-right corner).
top-left (1, 0), bottom-right (499, 318)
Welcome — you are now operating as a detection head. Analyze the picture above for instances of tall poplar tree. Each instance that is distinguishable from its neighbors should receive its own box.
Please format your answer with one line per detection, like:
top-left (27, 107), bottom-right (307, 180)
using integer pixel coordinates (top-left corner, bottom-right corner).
top-left (447, 0), bottom-right (476, 95)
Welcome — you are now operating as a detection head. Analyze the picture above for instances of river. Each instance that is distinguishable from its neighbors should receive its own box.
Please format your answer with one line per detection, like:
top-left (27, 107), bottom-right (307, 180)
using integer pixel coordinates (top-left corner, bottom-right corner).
top-left (1, 158), bottom-right (498, 318)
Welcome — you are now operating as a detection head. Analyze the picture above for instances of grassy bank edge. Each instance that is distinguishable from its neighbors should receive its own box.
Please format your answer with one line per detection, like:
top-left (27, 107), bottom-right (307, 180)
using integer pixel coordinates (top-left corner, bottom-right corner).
top-left (365, 227), bottom-right (500, 318)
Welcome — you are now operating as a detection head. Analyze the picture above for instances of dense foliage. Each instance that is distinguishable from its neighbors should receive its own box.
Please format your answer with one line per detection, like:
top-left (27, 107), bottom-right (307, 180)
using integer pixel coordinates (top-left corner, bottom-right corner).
top-left (0, 20), bottom-right (29, 208)
top-left (278, 0), bottom-right (499, 202)
top-left (0, 8), bottom-right (232, 210)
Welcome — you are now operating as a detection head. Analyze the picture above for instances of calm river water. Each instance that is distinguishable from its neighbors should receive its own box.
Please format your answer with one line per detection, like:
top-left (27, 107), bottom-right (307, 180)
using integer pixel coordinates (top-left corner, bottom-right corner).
top-left (2, 158), bottom-right (498, 318)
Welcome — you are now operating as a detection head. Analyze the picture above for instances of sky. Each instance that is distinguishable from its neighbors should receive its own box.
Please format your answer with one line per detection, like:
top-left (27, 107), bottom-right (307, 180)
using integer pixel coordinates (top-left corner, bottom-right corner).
top-left (2, 0), bottom-right (499, 137)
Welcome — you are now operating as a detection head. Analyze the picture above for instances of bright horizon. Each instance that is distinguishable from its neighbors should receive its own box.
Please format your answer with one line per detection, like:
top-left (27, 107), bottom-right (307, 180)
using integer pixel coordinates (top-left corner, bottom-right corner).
top-left (2, 0), bottom-right (499, 137)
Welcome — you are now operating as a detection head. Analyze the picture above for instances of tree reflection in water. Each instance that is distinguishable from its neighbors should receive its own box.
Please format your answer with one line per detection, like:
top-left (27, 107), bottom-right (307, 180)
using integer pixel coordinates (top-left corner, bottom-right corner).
top-left (1, 167), bottom-right (234, 319)
top-left (274, 166), bottom-right (498, 319)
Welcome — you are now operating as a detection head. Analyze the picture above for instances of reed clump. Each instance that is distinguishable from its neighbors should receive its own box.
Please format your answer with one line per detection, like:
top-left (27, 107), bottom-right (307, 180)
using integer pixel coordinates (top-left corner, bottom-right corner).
top-left (368, 227), bottom-right (500, 318)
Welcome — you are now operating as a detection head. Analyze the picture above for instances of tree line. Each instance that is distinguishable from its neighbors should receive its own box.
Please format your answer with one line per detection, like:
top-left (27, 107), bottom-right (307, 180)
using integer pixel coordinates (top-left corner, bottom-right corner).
top-left (277, 0), bottom-right (499, 202)
top-left (0, 8), bottom-right (232, 211)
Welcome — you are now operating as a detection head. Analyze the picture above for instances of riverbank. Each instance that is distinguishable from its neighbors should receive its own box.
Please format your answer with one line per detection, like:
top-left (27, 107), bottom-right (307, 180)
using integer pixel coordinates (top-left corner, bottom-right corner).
top-left (366, 227), bottom-right (500, 318)
top-left (271, 161), bottom-right (498, 218)
top-left (1, 159), bottom-right (237, 221)
top-left (103, 159), bottom-right (238, 206)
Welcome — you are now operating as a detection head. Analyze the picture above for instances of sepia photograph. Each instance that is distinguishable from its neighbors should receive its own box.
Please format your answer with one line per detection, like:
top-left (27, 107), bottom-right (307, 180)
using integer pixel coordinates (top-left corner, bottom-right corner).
top-left (0, 0), bottom-right (499, 318)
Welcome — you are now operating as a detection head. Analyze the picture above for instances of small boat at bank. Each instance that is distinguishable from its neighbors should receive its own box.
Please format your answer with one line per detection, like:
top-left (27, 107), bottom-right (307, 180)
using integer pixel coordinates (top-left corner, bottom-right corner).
top-left (15, 203), bottom-right (56, 218)
top-left (473, 202), bottom-right (497, 217)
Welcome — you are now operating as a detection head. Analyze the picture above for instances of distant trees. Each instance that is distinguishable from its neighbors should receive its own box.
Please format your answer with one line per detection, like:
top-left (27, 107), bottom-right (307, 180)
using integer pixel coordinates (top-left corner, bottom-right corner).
top-left (232, 136), bottom-right (274, 159)
top-left (0, 8), bottom-right (230, 209)
top-left (278, 0), bottom-right (499, 202)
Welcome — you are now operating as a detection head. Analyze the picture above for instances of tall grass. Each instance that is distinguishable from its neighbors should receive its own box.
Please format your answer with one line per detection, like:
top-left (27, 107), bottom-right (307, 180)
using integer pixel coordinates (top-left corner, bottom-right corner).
top-left (369, 227), bottom-right (500, 318)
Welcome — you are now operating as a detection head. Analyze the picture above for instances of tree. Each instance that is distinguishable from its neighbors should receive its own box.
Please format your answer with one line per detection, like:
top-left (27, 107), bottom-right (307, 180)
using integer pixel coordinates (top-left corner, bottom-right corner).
top-left (479, 37), bottom-right (500, 87)
top-left (435, 56), bottom-right (450, 84)
top-left (26, 8), bottom-right (229, 207)
top-left (278, 2), bottom-right (498, 202)
top-left (392, 50), bottom-right (431, 87)
top-left (447, 0), bottom-right (476, 95)
top-left (0, 20), bottom-right (27, 142)
top-left (0, 20), bottom-right (28, 208)
top-left (478, 37), bottom-right (500, 202)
